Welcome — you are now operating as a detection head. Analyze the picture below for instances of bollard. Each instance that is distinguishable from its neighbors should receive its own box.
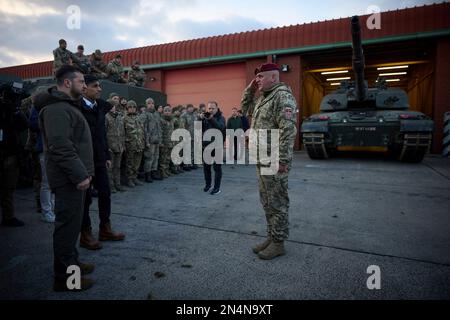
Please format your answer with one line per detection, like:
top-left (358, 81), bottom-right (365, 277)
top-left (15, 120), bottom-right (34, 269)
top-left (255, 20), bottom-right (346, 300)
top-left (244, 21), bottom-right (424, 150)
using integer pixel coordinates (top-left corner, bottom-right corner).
top-left (443, 112), bottom-right (450, 157)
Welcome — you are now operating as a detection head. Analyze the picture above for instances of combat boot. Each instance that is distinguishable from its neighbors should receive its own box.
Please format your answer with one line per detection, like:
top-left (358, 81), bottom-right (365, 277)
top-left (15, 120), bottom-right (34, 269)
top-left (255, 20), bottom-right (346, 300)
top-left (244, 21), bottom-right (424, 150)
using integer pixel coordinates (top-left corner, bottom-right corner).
top-left (257, 241), bottom-right (285, 260)
top-left (151, 170), bottom-right (163, 181)
top-left (80, 228), bottom-right (103, 250)
top-left (170, 168), bottom-right (179, 175)
top-left (183, 165), bottom-right (191, 171)
top-left (127, 180), bottom-right (136, 188)
top-left (252, 237), bottom-right (271, 254)
top-left (99, 222), bottom-right (125, 241)
top-left (53, 277), bottom-right (94, 292)
top-left (134, 179), bottom-right (144, 186)
top-left (145, 172), bottom-right (153, 183)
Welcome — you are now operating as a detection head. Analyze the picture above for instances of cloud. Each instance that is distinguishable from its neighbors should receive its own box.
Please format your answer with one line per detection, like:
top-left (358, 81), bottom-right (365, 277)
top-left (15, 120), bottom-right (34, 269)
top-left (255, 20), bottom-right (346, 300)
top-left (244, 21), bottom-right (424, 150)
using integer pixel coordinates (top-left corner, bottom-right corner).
top-left (0, 0), bottom-right (440, 68)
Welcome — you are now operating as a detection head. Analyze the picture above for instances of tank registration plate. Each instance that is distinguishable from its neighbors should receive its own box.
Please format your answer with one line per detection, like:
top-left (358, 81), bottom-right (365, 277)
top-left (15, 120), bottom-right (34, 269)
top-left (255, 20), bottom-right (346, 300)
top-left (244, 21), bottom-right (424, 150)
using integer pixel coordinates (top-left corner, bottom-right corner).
top-left (355, 127), bottom-right (376, 131)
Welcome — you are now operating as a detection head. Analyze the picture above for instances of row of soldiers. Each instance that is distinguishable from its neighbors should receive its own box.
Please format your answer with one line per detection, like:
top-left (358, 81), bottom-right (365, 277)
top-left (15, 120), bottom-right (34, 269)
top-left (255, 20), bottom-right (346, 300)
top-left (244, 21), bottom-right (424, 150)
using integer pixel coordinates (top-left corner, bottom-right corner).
top-left (53, 39), bottom-right (146, 87)
top-left (105, 93), bottom-right (200, 192)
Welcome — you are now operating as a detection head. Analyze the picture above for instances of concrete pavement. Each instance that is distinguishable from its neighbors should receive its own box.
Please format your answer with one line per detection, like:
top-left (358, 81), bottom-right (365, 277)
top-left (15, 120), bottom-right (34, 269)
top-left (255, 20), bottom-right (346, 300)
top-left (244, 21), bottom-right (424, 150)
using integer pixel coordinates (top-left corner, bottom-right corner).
top-left (1, 152), bottom-right (449, 299)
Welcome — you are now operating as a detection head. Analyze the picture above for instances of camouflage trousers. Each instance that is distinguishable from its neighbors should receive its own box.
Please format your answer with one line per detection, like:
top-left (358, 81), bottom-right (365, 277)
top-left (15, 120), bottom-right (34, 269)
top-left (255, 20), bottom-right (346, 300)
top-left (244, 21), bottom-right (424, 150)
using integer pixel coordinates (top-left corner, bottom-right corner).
top-left (143, 144), bottom-right (160, 173)
top-left (108, 151), bottom-right (123, 187)
top-left (256, 165), bottom-right (290, 242)
top-left (126, 151), bottom-right (143, 182)
top-left (158, 146), bottom-right (171, 175)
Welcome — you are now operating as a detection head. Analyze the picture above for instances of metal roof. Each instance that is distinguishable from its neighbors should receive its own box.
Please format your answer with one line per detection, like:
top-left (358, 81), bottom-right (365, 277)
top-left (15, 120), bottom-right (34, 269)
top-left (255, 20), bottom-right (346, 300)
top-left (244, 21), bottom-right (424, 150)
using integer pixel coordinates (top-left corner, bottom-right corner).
top-left (1, 2), bottom-right (449, 79)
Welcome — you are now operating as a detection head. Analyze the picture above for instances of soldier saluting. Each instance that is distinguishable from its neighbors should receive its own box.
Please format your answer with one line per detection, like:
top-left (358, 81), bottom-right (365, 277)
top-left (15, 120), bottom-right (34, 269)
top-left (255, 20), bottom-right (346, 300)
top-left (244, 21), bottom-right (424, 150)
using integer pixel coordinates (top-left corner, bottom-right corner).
top-left (241, 63), bottom-right (298, 260)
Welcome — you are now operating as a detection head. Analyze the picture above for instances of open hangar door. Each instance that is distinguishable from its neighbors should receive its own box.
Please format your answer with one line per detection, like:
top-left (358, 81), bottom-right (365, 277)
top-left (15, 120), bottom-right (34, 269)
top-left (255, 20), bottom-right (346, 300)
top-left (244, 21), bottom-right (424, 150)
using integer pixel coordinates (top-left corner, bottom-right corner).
top-left (299, 39), bottom-right (436, 150)
top-left (164, 63), bottom-right (246, 119)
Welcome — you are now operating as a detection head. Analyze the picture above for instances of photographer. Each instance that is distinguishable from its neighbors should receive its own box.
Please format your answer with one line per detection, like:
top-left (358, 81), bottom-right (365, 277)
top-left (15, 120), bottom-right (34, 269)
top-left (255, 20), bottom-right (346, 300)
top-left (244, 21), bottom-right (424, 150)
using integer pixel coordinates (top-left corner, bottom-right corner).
top-left (0, 82), bottom-right (29, 227)
top-left (199, 101), bottom-right (225, 195)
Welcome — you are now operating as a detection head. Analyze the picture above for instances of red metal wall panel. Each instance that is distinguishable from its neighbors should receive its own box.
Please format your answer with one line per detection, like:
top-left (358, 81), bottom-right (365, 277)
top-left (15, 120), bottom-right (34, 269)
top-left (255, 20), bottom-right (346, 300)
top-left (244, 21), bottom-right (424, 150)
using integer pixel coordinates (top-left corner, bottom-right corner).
top-left (1, 3), bottom-right (449, 79)
top-left (164, 63), bottom-right (246, 118)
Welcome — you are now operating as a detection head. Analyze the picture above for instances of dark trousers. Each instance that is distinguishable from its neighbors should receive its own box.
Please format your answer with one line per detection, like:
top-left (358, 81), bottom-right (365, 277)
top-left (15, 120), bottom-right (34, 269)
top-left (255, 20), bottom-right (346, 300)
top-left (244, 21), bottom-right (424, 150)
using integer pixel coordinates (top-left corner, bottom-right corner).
top-left (53, 183), bottom-right (86, 280)
top-left (81, 166), bottom-right (111, 231)
top-left (0, 155), bottom-right (19, 220)
top-left (203, 162), bottom-right (222, 189)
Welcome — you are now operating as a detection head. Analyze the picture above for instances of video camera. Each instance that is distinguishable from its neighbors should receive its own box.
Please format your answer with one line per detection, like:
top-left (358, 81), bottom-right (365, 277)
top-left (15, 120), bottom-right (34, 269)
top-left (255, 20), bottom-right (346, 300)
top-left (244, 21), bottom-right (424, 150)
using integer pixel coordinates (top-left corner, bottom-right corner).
top-left (0, 75), bottom-right (27, 112)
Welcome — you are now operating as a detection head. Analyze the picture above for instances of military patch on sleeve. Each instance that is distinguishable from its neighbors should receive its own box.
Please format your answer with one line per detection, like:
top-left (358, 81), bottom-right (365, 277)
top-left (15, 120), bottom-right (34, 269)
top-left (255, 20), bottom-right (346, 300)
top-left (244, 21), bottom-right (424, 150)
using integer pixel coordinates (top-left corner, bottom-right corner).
top-left (283, 106), bottom-right (294, 120)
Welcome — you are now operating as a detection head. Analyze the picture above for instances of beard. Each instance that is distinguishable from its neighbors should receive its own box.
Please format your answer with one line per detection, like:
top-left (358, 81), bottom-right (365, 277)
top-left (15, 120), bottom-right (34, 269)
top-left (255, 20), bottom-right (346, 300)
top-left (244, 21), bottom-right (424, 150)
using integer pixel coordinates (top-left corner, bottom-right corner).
top-left (70, 87), bottom-right (83, 100)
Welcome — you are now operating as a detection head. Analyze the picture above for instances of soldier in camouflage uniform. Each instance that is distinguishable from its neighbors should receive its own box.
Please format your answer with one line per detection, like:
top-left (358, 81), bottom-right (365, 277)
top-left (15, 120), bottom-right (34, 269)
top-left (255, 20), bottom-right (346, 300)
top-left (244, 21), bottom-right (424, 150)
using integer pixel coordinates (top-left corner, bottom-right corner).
top-left (124, 101), bottom-right (145, 187)
top-left (139, 98), bottom-right (163, 182)
top-left (90, 50), bottom-right (109, 79)
top-left (170, 107), bottom-right (184, 174)
top-left (108, 92), bottom-right (121, 110)
top-left (106, 105), bottom-right (126, 193)
top-left (158, 106), bottom-right (174, 178)
top-left (53, 39), bottom-right (80, 72)
top-left (241, 63), bottom-right (298, 260)
top-left (74, 45), bottom-right (91, 74)
top-left (128, 61), bottom-right (147, 87)
top-left (107, 54), bottom-right (126, 83)
top-left (180, 104), bottom-right (198, 170)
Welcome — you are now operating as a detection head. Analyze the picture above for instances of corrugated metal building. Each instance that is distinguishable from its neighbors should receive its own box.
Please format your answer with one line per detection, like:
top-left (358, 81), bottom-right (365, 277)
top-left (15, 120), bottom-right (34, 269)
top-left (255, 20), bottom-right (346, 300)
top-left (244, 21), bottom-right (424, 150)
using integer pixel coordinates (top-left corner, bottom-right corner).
top-left (1, 3), bottom-right (449, 152)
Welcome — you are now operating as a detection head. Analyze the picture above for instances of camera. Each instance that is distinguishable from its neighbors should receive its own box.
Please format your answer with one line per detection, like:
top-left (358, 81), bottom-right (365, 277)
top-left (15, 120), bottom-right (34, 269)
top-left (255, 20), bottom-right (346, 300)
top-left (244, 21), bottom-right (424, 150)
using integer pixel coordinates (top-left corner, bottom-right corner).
top-left (203, 112), bottom-right (211, 118)
top-left (0, 75), bottom-right (27, 112)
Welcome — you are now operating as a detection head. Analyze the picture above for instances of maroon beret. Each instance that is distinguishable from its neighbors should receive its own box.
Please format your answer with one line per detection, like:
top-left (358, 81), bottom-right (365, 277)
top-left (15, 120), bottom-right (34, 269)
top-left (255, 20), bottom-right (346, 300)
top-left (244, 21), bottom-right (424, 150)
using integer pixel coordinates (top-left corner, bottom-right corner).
top-left (254, 63), bottom-right (280, 75)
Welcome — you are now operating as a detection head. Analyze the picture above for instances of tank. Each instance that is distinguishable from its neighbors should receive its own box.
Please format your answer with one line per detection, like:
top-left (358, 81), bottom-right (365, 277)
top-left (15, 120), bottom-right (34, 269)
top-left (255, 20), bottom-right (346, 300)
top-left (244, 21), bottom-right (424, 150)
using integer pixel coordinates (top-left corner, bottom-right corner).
top-left (19, 77), bottom-right (167, 107)
top-left (300, 16), bottom-right (434, 163)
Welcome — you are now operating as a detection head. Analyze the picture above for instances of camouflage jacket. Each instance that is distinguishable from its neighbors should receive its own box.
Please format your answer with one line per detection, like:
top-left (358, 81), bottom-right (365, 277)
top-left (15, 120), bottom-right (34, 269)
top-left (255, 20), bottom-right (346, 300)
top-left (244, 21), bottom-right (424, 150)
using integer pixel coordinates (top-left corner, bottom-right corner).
top-left (128, 67), bottom-right (146, 86)
top-left (173, 115), bottom-right (183, 130)
top-left (161, 115), bottom-right (174, 147)
top-left (53, 47), bottom-right (79, 69)
top-left (124, 113), bottom-right (145, 152)
top-left (180, 112), bottom-right (196, 137)
top-left (90, 56), bottom-right (108, 74)
top-left (105, 111), bottom-right (126, 153)
top-left (107, 60), bottom-right (124, 77)
top-left (241, 82), bottom-right (298, 165)
top-left (139, 110), bottom-right (162, 146)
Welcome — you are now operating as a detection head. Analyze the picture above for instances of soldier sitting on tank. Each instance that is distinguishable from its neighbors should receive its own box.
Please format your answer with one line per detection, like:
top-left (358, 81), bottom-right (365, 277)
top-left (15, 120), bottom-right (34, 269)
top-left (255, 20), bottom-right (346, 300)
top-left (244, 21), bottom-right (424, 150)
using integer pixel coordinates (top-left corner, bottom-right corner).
top-left (89, 49), bottom-right (109, 79)
top-left (128, 61), bottom-right (147, 87)
top-left (74, 45), bottom-right (91, 74)
top-left (52, 39), bottom-right (81, 75)
top-left (107, 54), bottom-right (127, 83)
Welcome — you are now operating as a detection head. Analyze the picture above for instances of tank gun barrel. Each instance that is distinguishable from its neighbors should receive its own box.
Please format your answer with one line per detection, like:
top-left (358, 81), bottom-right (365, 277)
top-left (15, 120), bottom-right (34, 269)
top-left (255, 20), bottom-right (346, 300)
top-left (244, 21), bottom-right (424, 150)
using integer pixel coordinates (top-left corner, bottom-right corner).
top-left (351, 16), bottom-right (367, 101)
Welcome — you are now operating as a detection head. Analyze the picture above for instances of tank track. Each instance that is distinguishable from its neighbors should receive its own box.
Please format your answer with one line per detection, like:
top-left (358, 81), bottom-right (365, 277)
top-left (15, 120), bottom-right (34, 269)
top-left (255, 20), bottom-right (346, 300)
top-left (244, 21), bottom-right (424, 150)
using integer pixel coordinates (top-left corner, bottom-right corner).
top-left (302, 133), bottom-right (329, 159)
top-left (398, 133), bottom-right (432, 163)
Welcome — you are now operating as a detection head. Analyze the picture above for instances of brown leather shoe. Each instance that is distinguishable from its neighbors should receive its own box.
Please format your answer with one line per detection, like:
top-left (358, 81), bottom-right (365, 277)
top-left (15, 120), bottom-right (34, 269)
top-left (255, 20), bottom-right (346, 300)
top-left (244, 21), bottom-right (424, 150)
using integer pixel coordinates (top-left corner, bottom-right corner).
top-left (78, 262), bottom-right (95, 275)
top-left (80, 228), bottom-right (103, 250)
top-left (99, 222), bottom-right (125, 241)
top-left (53, 276), bottom-right (94, 292)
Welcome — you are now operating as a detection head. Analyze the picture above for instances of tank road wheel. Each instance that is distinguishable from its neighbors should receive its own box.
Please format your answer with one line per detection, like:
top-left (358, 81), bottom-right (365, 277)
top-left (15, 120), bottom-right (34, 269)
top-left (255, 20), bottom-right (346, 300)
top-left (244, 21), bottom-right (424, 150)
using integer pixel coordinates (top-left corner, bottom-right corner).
top-left (302, 133), bottom-right (329, 159)
top-left (397, 133), bottom-right (432, 163)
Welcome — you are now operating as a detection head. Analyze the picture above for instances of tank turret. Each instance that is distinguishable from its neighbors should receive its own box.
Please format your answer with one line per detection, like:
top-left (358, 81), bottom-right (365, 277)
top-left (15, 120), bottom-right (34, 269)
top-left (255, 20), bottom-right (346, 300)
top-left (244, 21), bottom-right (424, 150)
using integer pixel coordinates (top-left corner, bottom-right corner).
top-left (301, 15), bottom-right (434, 162)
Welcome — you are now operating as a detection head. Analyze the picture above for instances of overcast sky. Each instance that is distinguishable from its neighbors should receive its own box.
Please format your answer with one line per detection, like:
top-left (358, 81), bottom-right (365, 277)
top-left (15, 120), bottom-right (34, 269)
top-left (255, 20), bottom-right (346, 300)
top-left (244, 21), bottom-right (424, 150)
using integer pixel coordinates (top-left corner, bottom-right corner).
top-left (0, 0), bottom-right (439, 68)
